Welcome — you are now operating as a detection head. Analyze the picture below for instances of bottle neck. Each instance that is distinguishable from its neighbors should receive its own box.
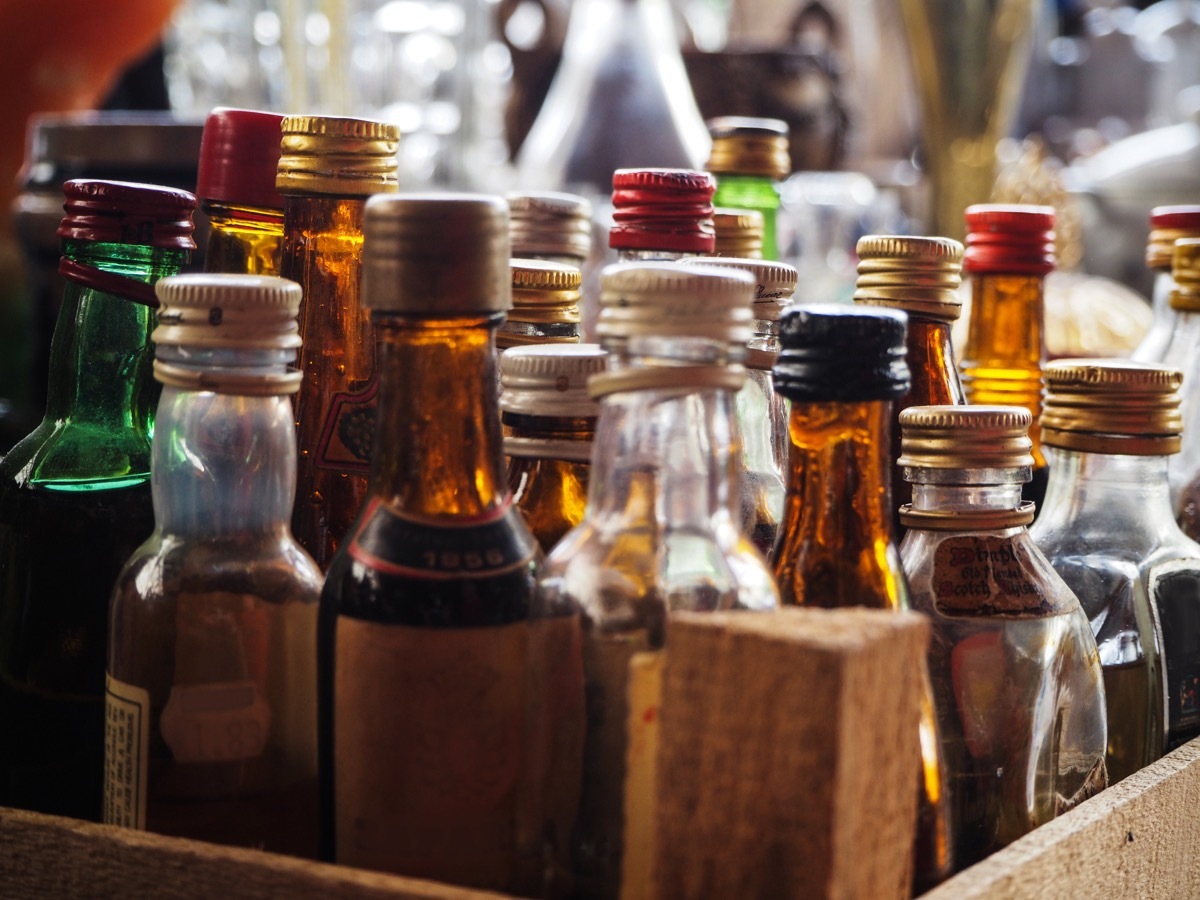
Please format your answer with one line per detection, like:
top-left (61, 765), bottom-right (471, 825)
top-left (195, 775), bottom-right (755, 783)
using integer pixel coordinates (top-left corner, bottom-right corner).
top-left (202, 199), bottom-right (285, 276)
top-left (587, 385), bottom-right (741, 531)
top-left (152, 346), bottom-right (298, 537)
top-left (712, 174), bottom-right (781, 259)
top-left (1038, 445), bottom-right (1178, 537)
top-left (371, 313), bottom-right (510, 517)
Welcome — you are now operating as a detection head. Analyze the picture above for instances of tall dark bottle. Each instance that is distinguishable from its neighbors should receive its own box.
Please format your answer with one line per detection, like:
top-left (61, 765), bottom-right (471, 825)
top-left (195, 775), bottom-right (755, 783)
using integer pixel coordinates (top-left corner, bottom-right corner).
top-left (0, 179), bottom-right (195, 820)
top-left (319, 195), bottom-right (583, 896)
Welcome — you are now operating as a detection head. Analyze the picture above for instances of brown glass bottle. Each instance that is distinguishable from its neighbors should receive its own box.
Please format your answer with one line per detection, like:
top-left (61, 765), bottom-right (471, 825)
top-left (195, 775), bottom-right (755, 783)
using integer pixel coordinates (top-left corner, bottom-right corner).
top-left (318, 195), bottom-right (581, 896)
top-left (958, 204), bottom-right (1055, 511)
top-left (854, 235), bottom-right (966, 536)
top-left (502, 343), bottom-right (606, 554)
top-left (770, 304), bottom-right (953, 891)
top-left (277, 115), bottom-right (399, 569)
top-left (197, 107), bottom-right (285, 276)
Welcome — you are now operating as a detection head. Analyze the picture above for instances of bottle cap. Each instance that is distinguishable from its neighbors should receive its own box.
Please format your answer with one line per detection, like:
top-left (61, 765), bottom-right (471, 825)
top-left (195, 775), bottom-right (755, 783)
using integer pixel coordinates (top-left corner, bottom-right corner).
top-left (1170, 238), bottom-right (1200, 312)
top-left (963, 204), bottom-right (1056, 276)
top-left (1041, 359), bottom-right (1182, 455)
top-left (706, 116), bottom-right (791, 180)
top-left (1146, 205), bottom-right (1200, 271)
top-left (853, 235), bottom-right (964, 323)
top-left (609, 168), bottom-right (716, 254)
top-left (500, 343), bottom-right (607, 418)
top-left (361, 193), bottom-right (511, 315)
top-left (898, 405), bottom-right (1035, 472)
top-left (500, 259), bottom-right (583, 346)
top-left (57, 179), bottom-right (197, 249)
top-left (196, 108), bottom-right (285, 211)
top-left (152, 273), bottom-right (304, 394)
top-left (276, 115), bottom-right (399, 197)
top-left (713, 208), bottom-right (764, 259)
top-left (677, 256), bottom-right (797, 321)
top-left (592, 263), bottom-right (753, 397)
top-left (508, 191), bottom-right (593, 262)
top-left (773, 304), bottom-right (909, 402)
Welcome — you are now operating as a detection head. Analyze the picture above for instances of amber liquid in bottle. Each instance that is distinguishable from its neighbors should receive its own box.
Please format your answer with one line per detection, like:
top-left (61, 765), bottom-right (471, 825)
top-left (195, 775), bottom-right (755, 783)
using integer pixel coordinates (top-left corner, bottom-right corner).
top-left (960, 274), bottom-right (1048, 508)
top-left (283, 197), bottom-right (374, 569)
top-left (772, 400), bottom-right (952, 889)
top-left (203, 202), bottom-right (284, 276)
top-left (507, 412), bottom-right (594, 554)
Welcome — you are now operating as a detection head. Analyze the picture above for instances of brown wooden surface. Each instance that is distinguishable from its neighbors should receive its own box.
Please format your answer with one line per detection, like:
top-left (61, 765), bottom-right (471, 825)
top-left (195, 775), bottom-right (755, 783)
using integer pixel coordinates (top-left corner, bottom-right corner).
top-left (0, 806), bottom-right (507, 899)
top-left (653, 608), bottom-right (930, 900)
top-left (924, 735), bottom-right (1200, 899)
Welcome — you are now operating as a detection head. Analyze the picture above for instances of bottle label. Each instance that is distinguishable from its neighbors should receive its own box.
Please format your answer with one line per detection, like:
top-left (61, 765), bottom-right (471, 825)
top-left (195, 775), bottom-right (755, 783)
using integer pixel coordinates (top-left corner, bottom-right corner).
top-left (333, 616), bottom-right (535, 886)
top-left (160, 681), bottom-right (272, 764)
top-left (348, 498), bottom-right (537, 580)
top-left (103, 673), bottom-right (150, 829)
top-left (1148, 560), bottom-right (1200, 745)
top-left (932, 535), bottom-right (1072, 617)
top-left (314, 375), bottom-right (378, 473)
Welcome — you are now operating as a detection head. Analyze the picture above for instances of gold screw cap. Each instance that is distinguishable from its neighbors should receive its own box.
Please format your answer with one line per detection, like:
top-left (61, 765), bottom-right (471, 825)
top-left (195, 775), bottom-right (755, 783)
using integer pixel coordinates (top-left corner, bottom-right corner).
top-left (898, 405), bottom-right (1034, 473)
top-left (500, 343), bottom-right (607, 418)
top-left (276, 115), bottom-right (399, 196)
top-left (1171, 237), bottom-right (1200, 312)
top-left (712, 208), bottom-right (765, 259)
top-left (1041, 359), bottom-right (1182, 455)
top-left (362, 193), bottom-right (511, 315)
top-left (706, 116), bottom-right (791, 180)
top-left (508, 191), bottom-right (593, 262)
top-left (853, 235), bottom-right (964, 323)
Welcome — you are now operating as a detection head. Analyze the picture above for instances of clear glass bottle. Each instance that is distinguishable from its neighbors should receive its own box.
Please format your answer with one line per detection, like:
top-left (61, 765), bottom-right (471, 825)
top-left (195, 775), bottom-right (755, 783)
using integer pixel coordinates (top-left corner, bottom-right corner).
top-left (1132, 205), bottom-right (1200, 364)
top-left (610, 167), bottom-right (716, 264)
top-left (539, 262), bottom-right (778, 900)
top-left (1031, 359), bottom-right (1200, 778)
top-left (769, 303), bottom-right (953, 891)
top-left (277, 115), bottom-right (399, 570)
top-left (958, 203), bottom-right (1056, 511)
top-left (707, 117), bottom-right (790, 260)
top-left (679, 255), bottom-right (796, 556)
top-left (502, 343), bottom-right (607, 554)
top-left (898, 404), bottom-right (1108, 872)
top-left (319, 195), bottom-right (582, 897)
top-left (854, 234), bottom-right (967, 537)
top-left (105, 273), bottom-right (321, 855)
top-left (712, 208), bottom-right (764, 259)
top-left (197, 107), bottom-right (285, 276)
top-left (497, 259), bottom-right (583, 352)
top-left (0, 179), bottom-right (195, 821)
top-left (1168, 238), bottom-right (1200, 525)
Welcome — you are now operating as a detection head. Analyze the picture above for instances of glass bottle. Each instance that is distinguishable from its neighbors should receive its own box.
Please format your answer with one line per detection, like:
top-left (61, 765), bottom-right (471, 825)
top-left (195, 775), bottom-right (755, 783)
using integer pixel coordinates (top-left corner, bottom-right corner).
top-left (1032, 359), bottom-right (1200, 778)
top-left (319, 195), bottom-right (581, 897)
top-left (497, 259), bottom-right (583, 352)
top-left (513, 0), bottom-right (710, 195)
top-left (197, 107), bottom-right (285, 277)
top-left (712, 208), bottom-right (764, 259)
top-left (539, 262), bottom-right (778, 900)
top-left (769, 303), bottom-right (952, 890)
top-left (898, 404), bottom-right (1108, 871)
top-left (706, 116), bottom-right (790, 260)
top-left (1132, 205), bottom-right (1200, 364)
top-left (0, 178), bottom-right (195, 821)
top-left (853, 234), bottom-right (967, 536)
top-left (958, 203), bottom-right (1055, 511)
top-left (502, 343), bottom-right (607, 554)
top-left (105, 273), bottom-right (321, 855)
top-left (1168, 238), bottom-right (1200, 522)
top-left (610, 168), bottom-right (716, 264)
top-left (277, 114), bottom-right (399, 570)
top-left (507, 190), bottom-right (594, 270)
top-left (679, 255), bottom-right (796, 556)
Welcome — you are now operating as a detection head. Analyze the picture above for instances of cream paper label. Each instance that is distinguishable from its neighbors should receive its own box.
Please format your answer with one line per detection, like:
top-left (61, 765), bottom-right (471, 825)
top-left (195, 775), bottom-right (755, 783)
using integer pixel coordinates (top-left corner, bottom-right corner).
top-left (103, 673), bottom-right (150, 829)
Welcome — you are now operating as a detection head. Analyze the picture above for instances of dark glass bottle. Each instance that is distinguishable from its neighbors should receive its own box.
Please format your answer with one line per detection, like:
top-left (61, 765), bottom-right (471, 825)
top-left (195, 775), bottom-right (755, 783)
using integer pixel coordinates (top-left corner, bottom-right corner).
top-left (319, 195), bottom-right (582, 897)
top-left (0, 178), bottom-right (195, 821)
top-left (770, 304), bottom-right (953, 891)
top-left (853, 234), bottom-right (967, 536)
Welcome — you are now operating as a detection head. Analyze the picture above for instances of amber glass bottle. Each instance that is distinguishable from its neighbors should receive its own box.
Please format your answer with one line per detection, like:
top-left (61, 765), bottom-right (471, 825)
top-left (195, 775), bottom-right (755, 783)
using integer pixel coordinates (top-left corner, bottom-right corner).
top-left (958, 204), bottom-right (1055, 511)
top-left (497, 259), bottom-right (583, 351)
top-left (277, 115), bottom-right (399, 569)
top-left (502, 343), bottom-right (607, 554)
top-left (197, 107), bottom-right (285, 276)
top-left (105, 274), bottom-right (321, 855)
top-left (853, 235), bottom-right (966, 536)
top-left (319, 195), bottom-right (582, 897)
top-left (770, 304), bottom-right (953, 891)
top-left (899, 405), bottom-right (1108, 871)
top-left (1133, 205), bottom-right (1200, 363)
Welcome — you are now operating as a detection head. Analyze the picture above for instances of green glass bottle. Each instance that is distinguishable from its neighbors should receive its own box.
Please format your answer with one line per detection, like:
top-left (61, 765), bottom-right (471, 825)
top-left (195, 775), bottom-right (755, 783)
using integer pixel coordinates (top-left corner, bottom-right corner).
top-left (0, 179), bottom-right (195, 821)
top-left (707, 117), bottom-right (791, 260)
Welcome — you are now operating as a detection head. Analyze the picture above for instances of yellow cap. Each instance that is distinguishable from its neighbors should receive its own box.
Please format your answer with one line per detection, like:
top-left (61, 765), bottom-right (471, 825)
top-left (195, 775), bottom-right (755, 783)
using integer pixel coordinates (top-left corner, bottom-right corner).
top-left (898, 405), bottom-right (1034, 471)
top-left (713, 208), bottom-right (764, 259)
top-left (500, 259), bottom-right (583, 345)
top-left (1170, 238), bottom-right (1200, 312)
top-left (276, 115), bottom-right (399, 196)
top-left (706, 117), bottom-right (790, 180)
top-left (853, 235), bottom-right (964, 323)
